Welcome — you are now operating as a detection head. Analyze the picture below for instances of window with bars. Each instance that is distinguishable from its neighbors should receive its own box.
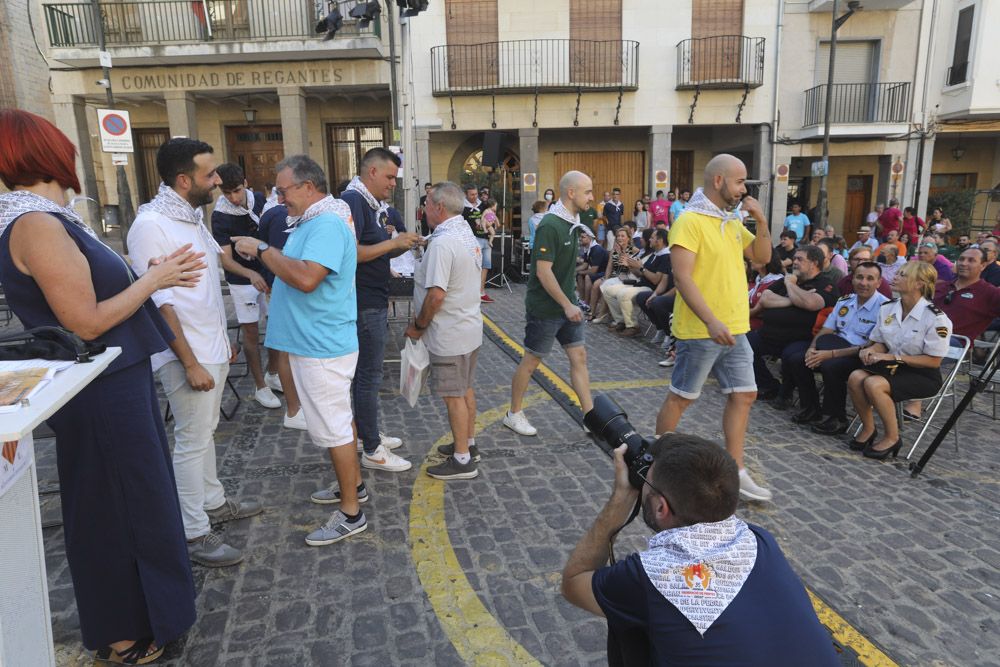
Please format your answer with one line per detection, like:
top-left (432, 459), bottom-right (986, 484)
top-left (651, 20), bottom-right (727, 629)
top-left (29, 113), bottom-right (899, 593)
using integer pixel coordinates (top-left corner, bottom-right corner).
top-left (326, 123), bottom-right (387, 189)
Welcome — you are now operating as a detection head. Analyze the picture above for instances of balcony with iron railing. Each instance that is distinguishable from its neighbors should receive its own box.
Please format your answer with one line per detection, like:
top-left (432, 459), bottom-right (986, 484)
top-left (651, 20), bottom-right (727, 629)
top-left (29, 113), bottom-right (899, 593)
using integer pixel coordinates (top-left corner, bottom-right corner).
top-left (675, 35), bottom-right (765, 90)
top-left (803, 82), bottom-right (911, 127)
top-left (430, 39), bottom-right (639, 96)
top-left (43, 0), bottom-right (384, 66)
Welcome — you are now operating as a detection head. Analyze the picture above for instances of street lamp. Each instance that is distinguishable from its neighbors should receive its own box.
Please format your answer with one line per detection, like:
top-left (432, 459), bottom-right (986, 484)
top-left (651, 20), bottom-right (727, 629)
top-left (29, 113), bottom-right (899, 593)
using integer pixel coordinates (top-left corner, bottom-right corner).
top-left (816, 0), bottom-right (861, 232)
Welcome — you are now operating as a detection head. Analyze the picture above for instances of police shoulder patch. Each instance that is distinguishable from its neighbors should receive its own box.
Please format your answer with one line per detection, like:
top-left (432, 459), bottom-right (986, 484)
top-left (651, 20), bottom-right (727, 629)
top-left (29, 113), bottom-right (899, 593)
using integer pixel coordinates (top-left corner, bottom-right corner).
top-left (935, 326), bottom-right (949, 339)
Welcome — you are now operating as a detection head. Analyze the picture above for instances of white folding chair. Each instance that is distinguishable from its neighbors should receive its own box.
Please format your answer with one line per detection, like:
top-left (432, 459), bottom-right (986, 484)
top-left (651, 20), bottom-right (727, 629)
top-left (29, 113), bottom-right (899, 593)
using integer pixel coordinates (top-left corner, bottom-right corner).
top-left (964, 335), bottom-right (1000, 420)
top-left (903, 334), bottom-right (970, 459)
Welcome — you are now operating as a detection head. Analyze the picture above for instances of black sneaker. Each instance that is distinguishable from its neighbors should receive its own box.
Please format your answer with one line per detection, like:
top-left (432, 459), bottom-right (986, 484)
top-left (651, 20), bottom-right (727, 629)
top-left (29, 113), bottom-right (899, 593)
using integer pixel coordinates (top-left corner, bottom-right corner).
top-left (427, 456), bottom-right (479, 480)
top-left (811, 416), bottom-right (849, 435)
top-left (436, 443), bottom-right (481, 462)
top-left (791, 406), bottom-right (822, 424)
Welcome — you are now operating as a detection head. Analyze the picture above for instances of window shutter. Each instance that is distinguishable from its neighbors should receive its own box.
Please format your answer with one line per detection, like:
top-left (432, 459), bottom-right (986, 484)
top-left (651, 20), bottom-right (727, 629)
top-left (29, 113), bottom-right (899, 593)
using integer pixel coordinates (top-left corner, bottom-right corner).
top-left (816, 41), bottom-right (875, 85)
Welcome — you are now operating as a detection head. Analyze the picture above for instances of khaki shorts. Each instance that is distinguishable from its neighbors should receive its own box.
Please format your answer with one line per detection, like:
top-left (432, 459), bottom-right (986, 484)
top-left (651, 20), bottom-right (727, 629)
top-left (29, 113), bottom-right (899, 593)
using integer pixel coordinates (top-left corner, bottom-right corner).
top-left (429, 348), bottom-right (480, 397)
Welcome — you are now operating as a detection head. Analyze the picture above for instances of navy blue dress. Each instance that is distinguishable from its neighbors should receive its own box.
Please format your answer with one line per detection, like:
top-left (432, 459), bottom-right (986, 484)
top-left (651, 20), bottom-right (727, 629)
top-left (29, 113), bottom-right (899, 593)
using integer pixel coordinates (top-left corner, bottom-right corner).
top-left (0, 213), bottom-right (196, 650)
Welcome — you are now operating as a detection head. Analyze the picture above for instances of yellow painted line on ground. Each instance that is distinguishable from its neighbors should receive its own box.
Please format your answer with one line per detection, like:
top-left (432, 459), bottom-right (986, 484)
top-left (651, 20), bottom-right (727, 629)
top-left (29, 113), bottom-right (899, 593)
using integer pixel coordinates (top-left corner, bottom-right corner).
top-left (482, 314), bottom-right (900, 667)
top-left (482, 316), bottom-right (581, 407)
top-left (409, 392), bottom-right (549, 666)
top-left (808, 591), bottom-right (898, 666)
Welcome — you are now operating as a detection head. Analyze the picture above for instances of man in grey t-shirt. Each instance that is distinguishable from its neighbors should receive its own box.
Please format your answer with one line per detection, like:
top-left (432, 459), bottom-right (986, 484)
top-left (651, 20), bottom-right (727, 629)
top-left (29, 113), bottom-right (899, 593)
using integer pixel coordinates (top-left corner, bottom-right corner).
top-left (405, 182), bottom-right (484, 480)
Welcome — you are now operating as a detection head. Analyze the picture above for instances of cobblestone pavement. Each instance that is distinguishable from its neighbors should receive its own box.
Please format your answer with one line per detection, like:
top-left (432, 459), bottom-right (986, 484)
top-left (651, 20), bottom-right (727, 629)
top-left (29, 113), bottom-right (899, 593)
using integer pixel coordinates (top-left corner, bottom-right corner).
top-left (33, 281), bottom-right (1000, 666)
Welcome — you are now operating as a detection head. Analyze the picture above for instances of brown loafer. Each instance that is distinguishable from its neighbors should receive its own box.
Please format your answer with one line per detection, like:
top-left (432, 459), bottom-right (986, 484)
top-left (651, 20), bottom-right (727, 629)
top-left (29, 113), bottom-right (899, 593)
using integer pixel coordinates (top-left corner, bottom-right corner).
top-left (620, 327), bottom-right (640, 337)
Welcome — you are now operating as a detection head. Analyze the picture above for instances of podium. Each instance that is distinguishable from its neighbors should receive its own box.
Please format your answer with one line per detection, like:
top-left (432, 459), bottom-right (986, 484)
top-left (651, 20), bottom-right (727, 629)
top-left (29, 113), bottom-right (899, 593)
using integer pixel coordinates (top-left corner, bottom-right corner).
top-left (0, 348), bottom-right (121, 667)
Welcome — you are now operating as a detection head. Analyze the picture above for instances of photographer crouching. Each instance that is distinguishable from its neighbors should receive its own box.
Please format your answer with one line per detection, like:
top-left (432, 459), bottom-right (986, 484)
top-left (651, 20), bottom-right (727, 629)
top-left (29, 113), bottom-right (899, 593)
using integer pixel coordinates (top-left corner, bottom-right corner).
top-left (561, 433), bottom-right (838, 665)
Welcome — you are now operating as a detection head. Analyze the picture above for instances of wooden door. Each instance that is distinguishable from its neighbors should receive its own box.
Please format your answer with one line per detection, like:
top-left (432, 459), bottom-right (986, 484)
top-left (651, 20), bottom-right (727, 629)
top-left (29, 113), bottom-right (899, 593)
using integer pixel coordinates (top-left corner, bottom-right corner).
top-left (225, 125), bottom-right (284, 193)
top-left (843, 175), bottom-right (872, 243)
top-left (691, 0), bottom-right (744, 83)
top-left (444, 0), bottom-right (498, 89)
top-left (671, 151), bottom-right (694, 195)
top-left (569, 0), bottom-right (622, 86)
top-left (554, 151), bottom-right (645, 220)
top-left (133, 128), bottom-right (170, 204)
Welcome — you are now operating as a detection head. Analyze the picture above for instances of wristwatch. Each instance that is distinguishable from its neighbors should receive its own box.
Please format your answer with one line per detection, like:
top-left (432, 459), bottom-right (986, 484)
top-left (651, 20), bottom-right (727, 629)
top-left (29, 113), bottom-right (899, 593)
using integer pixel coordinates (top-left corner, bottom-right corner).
top-left (257, 241), bottom-right (270, 256)
top-left (894, 353), bottom-right (902, 363)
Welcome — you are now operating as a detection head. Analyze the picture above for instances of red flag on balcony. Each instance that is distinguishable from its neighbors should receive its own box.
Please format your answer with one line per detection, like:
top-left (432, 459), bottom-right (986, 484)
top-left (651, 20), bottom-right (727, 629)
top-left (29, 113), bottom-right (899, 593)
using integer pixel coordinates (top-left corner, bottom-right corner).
top-left (191, 1), bottom-right (207, 24)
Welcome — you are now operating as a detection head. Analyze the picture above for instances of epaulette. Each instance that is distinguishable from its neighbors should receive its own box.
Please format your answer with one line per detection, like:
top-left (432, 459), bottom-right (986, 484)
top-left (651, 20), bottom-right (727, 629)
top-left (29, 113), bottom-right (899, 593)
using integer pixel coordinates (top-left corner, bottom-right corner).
top-left (927, 303), bottom-right (944, 316)
top-left (880, 298), bottom-right (898, 307)
top-left (837, 294), bottom-right (852, 301)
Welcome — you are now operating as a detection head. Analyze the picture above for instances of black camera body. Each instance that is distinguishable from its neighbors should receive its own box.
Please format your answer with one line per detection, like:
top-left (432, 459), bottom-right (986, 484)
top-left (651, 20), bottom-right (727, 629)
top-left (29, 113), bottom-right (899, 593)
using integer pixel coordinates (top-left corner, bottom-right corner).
top-left (584, 394), bottom-right (656, 489)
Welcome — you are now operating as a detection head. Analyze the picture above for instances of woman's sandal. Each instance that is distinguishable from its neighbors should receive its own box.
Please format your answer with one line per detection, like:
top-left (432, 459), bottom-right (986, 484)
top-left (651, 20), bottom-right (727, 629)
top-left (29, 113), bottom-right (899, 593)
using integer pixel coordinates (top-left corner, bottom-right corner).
top-left (95, 638), bottom-right (164, 665)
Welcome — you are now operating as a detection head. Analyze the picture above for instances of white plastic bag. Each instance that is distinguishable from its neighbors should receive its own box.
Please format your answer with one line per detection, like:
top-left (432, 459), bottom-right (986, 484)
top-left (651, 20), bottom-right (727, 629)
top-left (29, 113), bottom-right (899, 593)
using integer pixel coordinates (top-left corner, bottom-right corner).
top-left (399, 337), bottom-right (430, 407)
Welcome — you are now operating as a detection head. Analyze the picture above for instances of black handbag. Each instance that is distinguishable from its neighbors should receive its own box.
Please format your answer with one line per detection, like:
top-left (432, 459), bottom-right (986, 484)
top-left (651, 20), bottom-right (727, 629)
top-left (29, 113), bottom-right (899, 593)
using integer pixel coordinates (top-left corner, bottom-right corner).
top-left (0, 326), bottom-right (105, 363)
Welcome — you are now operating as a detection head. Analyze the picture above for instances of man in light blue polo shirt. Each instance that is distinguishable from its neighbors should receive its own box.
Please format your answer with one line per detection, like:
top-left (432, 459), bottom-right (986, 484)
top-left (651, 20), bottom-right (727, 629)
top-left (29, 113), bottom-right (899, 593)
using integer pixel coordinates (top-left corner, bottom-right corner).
top-left (233, 154), bottom-right (367, 548)
top-left (783, 203), bottom-right (811, 245)
top-left (668, 188), bottom-right (690, 226)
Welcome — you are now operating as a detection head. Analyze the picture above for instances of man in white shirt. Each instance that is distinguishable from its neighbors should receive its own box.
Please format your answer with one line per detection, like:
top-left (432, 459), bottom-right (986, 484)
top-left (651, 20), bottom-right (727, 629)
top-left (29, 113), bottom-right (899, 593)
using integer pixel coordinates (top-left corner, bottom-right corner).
top-left (128, 138), bottom-right (262, 568)
top-left (849, 225), bottom-right (879, 253)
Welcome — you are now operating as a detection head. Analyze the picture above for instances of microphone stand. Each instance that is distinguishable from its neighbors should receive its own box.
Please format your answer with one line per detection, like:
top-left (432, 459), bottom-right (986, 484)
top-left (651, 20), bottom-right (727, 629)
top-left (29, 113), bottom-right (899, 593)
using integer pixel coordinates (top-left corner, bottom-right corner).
top-left (486, 166), bottom-right (513, 293)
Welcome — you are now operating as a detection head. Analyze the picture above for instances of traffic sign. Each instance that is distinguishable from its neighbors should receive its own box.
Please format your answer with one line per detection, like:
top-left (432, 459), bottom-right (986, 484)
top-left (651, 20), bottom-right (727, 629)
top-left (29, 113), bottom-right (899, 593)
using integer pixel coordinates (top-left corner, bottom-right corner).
top-left (891, 160), bottom-right (905, 180)
top-left (654, 169), bottom-right (668, 190)
top-left (776, 164), bottom-right (789, 182)
top-left (97, 109), bottom-right (134, 153)
top-left (523, 172), bottom-right (537, 193)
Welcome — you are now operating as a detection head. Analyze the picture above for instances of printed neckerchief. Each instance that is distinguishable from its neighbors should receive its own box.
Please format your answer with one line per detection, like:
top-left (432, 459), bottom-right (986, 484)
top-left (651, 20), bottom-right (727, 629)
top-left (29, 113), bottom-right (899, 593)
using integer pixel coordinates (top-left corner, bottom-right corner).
top-left (427, 214), bottom-right (481, 270)
top-left (213, 188), bottom-right (260, 224)
top-left (345, 176), bottom-right (388, 218)
top-left (137, 183), bottom-right (222, 254)
top-left (638, 516), bottom-right (757, 636)
top-left (683, 187), bottom-right (745, 237)
top-left (0, 190), bottom-right (98, 240)
top-left (549, 200), bottom-right (592, 237)
top-left (286, 195), bottom-right (354, 232)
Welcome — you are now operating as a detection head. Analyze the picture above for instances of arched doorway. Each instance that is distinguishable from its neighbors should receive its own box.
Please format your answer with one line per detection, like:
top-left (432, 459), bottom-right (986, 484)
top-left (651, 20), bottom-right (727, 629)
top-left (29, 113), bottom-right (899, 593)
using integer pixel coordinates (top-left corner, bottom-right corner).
top-left (460, 148), bottom-right (522, 235)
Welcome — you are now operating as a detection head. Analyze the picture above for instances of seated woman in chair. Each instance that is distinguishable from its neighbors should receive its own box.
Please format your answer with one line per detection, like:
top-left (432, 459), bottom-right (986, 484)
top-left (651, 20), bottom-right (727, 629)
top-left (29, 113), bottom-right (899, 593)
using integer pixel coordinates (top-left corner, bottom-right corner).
top-left (847, 261), bottom-right (953, 460)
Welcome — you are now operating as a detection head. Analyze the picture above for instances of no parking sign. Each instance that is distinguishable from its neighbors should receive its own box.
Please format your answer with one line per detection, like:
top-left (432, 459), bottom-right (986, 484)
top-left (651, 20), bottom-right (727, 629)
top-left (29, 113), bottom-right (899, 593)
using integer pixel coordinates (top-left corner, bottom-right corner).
top-left (97, 109), bottom-right (134, 153)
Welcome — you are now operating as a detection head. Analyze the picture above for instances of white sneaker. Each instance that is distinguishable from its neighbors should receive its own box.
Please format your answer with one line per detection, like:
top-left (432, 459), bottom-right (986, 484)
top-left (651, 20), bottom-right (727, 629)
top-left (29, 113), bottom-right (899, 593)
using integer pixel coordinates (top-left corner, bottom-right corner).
top-left (738, 469), bottom-right (773, 502)
top-left (361, 444), bottom-right (412, 472)
top-left (651, 331), bottom-right (666, 345)
top-left (283, 409), bottom-right (307, 430)
top-left (658, 357), bottom-right (675, 368)
top-left (254, 386), bottom-right (282, 409)
top-left (503, 410), bottom-right (538, 436)
top-left (379, 432), bottom-right (403, 450)
top-left (264, 372), bottom-right (283, 393)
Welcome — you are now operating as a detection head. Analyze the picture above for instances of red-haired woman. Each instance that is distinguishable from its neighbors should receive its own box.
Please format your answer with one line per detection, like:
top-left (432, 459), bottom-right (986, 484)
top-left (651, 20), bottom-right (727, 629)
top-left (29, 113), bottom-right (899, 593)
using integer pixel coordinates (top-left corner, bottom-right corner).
top-left (0, 110), bottom-right (203, 664)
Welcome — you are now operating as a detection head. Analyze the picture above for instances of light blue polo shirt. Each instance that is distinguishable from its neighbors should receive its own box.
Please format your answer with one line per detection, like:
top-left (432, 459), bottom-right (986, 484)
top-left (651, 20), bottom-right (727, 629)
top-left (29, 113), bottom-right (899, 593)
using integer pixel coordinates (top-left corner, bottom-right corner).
top-left (669, 200), bottom-right (686, 223)
top-left (783, 213), bottom-right (811, 243)
top-left (822, 292), bottom-right (888, 346)
top-left (266, 211), bottom-right (358, 358)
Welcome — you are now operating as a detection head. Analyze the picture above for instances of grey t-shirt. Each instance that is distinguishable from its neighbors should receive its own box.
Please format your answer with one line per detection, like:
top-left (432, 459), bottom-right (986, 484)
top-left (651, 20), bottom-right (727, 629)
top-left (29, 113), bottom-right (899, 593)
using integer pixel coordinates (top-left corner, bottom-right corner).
top-left (414, 234), bottom-right (484, 357)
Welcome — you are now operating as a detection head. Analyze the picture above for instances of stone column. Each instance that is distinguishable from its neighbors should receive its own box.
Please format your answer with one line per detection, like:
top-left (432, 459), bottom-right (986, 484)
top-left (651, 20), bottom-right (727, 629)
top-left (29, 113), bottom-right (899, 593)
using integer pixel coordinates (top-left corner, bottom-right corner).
top-left (164, 91), bottom-right (198, 139)
top-left (647, 125), bottom-right (672, 196)
top-left (51, 95), bottom-right (101, 231)
top-left (278, 87), bottom-right (309, 157)
top-left (519, 128), bottom-right (539, 230)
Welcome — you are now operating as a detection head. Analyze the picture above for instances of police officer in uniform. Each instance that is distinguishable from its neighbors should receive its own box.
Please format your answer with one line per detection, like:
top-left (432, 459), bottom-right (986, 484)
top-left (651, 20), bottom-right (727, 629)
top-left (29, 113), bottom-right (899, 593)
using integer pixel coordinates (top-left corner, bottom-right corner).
top-left (847, 261), bottom-right (953, 459)
top-left (784, 261), bottom-right (890, 434)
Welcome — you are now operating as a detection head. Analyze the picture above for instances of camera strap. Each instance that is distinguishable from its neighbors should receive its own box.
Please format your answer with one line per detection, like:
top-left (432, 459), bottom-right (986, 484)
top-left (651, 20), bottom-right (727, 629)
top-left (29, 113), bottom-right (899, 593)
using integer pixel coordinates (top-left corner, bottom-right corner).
top-left (608, 495), bottom-right (642, 565)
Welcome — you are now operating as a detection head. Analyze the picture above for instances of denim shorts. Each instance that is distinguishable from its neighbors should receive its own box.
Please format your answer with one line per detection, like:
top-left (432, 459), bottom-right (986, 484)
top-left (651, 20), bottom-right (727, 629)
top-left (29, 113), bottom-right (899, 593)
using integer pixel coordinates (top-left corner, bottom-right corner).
top-left (524, 313), bottom-right (585, 357)
top-left (477, 237), bottom-right (492, 270)
top-left (669, 334), bottom-right (757, 399)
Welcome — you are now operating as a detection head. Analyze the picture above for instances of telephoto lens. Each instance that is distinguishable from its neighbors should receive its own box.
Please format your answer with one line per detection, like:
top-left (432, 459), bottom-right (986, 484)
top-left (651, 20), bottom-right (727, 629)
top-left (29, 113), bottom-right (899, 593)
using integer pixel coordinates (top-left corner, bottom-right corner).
top-left (583, 394), bottom-right (656, 489)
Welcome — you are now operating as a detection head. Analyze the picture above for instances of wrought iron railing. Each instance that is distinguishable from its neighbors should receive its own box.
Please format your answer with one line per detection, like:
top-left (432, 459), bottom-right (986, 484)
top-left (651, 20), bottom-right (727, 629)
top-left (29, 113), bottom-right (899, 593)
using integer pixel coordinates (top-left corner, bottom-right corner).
top-left (430, 39), bottom-right (639, 96)
top-left (946, 61), bottom-right (968, 86)
top-left (43, 0), bottom-right (379, 48)
top-left (803, 82), bottom-right (911, 126)
top-left (675, 35), bottom-right (765, 90)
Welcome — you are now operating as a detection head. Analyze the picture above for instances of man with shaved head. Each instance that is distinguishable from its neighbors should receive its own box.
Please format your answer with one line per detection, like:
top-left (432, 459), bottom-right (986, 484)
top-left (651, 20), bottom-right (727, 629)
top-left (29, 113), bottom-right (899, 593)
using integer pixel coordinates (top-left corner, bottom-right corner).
top-left (656, 154), bottom-right (775, 501)
top-left (504, 170), bottom-right (596, 436)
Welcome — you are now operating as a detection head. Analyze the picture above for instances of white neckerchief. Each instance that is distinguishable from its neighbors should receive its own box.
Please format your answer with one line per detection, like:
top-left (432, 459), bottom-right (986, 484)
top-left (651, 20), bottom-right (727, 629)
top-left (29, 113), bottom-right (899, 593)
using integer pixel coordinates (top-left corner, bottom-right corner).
top-left (549, 200), bottom-right (592, 237)
top-left (639, 516), bottom-right (757, 636)
top-left (345, 176), bottom-right (388, 218)
top-left (138, 183), bottom-right (221, 254)
top-left (0, 190), bottom-right (98, 240)
top-left (213, 189), bottom-right (260, 224)
top-left (428, 214), bottom-right (481, 269)
top-left (683, 188), bottom-right (744, 237)
top-left (286, 195), bottom-right (354, 232)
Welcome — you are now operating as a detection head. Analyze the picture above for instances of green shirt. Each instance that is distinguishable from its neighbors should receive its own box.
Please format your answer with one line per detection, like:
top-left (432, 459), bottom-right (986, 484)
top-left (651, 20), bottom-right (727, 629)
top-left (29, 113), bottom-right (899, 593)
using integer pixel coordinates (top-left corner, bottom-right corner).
top-left (525, 213), bottom-right (580, 318)
top-left (579, 206), bottom-right (598, 234)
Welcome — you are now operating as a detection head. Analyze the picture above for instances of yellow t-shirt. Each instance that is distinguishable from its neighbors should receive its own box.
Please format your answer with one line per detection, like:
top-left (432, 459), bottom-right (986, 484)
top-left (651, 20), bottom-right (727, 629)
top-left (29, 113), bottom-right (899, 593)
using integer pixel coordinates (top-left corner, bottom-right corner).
top-left (669, 210), bottom-right (755, 340)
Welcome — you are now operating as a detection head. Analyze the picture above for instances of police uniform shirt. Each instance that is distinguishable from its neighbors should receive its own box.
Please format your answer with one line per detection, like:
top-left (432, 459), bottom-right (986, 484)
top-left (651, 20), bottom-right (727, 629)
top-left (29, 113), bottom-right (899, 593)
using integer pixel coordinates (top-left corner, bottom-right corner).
top-left (822, 292), bottom-right (889, 346)
top-left (870, 297), bottom-right (952, 357)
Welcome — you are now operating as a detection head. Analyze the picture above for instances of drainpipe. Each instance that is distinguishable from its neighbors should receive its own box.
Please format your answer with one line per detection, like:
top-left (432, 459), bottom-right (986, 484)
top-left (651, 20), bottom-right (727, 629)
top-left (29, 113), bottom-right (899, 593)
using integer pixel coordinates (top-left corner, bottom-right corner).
top-left (769, 0), bottom-right (785, 237)
top-left (912, 0), bottom-right (940, 214)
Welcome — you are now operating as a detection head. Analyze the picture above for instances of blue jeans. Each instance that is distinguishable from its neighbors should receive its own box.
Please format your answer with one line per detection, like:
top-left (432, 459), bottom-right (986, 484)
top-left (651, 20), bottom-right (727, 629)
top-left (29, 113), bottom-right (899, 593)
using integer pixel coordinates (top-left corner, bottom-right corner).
top-left (352, 307), bottom-right (388, 454)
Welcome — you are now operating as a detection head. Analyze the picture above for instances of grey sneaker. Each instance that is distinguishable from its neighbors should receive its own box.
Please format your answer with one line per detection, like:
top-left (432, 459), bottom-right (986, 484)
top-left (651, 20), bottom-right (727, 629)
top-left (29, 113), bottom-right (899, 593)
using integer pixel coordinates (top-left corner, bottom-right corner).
top-left (426, 456), bottom-right (479, 480)
top-left (206, 498), bottom-right (264, 525)
top-left (305, 510), bottom-right (368, 546)
top-left (310, 483), bottom-right (370, 505)
top-left (187, 532), bottom-right (244, 567)
top-left (436, 443), bottom-right (481, 462)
